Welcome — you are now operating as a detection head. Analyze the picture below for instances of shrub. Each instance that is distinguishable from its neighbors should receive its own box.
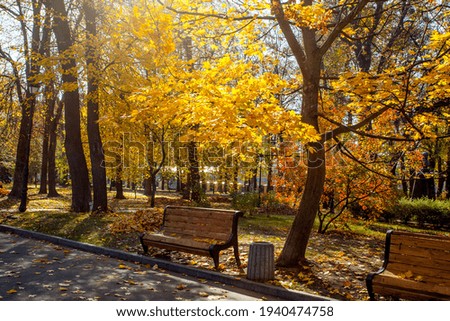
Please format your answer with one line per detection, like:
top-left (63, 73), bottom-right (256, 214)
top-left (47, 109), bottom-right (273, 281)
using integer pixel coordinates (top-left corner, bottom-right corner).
top-left (261, 191), bottom-right (297, 215)
top-left (387, 198), bottom-right (450, 228)
top-left (193, 189), bottom-right (211, 208)
top-left (231, 192), bottom-right (260, 215)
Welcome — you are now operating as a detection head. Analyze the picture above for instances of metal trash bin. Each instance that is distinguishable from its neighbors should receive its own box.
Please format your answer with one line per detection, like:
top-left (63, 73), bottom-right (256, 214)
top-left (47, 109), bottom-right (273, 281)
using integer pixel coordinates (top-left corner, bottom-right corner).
top-left (247, 242), bottom-right (275, 281)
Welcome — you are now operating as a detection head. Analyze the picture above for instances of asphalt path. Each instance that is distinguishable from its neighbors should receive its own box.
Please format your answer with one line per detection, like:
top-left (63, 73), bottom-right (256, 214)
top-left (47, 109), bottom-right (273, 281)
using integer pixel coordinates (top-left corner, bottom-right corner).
top-left (0, 232), bottom-right (275, 301)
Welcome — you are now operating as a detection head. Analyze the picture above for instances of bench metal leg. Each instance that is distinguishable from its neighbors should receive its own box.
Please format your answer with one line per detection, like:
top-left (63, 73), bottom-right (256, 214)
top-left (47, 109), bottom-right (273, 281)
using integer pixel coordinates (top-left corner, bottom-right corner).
top-left (212, 252), bottom-right (220, 269)
top-left (233, 244), bottom-right (241, 267)
top-left (139, 234), bottom-right (149, 254)
top-left (366, 274), bottom-right (376, 300)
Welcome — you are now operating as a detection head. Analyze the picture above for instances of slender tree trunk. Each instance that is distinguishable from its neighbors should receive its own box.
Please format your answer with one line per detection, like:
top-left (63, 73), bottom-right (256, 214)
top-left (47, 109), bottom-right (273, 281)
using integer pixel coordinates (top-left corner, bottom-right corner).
top-left (38, 104), bottom-right (51, 195)
top-left (143, 178), bottom-right (151, 196)
top-left (9, 0), bottom-right (42, 199)
top-left (10, 93), bottom-right (33, 198)
top-left (176, 167), bottom-right (182, 192)
top-left (233, 162), bottom-right (238, 192)
top-left (38, 86), bottom-right (54, 194)
top-left (44, 0), bottom-right (90, 212)
top-left (84, 1), bottom-right (108, 212)
top-left (38, 8), bottom-right (53, 195)
top-left (115, 152), bottom-right (125, 199)
top-left (47, 100), bottom-right (63, 197)
top-left (188, 141), bottom-right (201, 202)
top-left (447, 139), bottom-right (450, 199)
top-left (150, 171), bottom-right (157, 207)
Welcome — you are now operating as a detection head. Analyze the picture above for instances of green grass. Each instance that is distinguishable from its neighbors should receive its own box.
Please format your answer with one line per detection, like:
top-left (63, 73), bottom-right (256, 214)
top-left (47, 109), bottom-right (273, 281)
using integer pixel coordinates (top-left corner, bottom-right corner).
top-left (1, 186), bottom-right (448, 251)
top-left (240, 214), bottom-right (294, 235)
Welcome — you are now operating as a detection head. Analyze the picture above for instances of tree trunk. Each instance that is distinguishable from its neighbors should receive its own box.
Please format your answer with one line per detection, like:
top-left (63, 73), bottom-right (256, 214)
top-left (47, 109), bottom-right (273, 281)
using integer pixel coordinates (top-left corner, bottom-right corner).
top-left (38, 8), bottom-right (53, 195)
top-left (188, 141), bottom-right (201, 202)
top-left (447, 144), bottom-right (450, 199)
top-left (45, 0), bottom-right (90, 212)
top-left (115, 151), bottom-right (126, 199)
top-left (277, 57), bottom-right (325, 266)
top-left (143, 178), bottom-right (151, 196)
top-left (150, 171), bottom-right (157, 207)
top-left (9, 1), bottom-right (42, 199)
top-left (47, 100), bottom-right (63, 198)
top-left (84, 1), bottom-right (108, 212)
top-left (38, 87), bottom-right (54, 195)
top-left (232, 161), bottom-right (239, 192)
top-left (10, 94), bottom-right (33, 199)
top-left (277, 37), bottom-right (326, 266)
top-left (271, 0), bottom-right (371, 266)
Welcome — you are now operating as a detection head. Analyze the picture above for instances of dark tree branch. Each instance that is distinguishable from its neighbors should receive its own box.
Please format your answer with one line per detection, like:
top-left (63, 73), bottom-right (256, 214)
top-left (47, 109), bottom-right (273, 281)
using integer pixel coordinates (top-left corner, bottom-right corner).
top-left (321, 105), bottom-right (390, 142)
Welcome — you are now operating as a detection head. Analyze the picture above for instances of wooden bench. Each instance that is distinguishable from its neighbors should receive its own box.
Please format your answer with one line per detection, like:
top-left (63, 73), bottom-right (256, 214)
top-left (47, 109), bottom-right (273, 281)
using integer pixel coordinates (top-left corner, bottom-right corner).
top-left (140, 206), bottom-right (243, 269)
top-left (366, 230), bottom-right (450, 300)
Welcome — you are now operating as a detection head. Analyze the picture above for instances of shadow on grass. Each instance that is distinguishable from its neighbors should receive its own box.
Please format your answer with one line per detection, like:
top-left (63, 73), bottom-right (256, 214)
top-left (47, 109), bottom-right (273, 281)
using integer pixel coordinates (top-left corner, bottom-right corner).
top-left (0, 196), bottom-right (20, 211)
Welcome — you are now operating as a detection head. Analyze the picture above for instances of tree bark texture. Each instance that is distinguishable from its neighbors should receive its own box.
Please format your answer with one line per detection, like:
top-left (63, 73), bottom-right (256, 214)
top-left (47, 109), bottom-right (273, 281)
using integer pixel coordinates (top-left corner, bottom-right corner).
top-left (47, 100), bottom-right (63, 197)
top-left (84, 1), bottom-right (108, 212)
top-left (38, 8), bottom-right (53, 195)
top-left (9, 0), bottom-right (42, 199)
top-left (10, 93), bottom-right (33, 198)
top-left (44, 0), bottom-right (91, 212)
top-left (38, 89), bottom-right (54, 194)
top-left (115, 152), bottom-right (126, 199)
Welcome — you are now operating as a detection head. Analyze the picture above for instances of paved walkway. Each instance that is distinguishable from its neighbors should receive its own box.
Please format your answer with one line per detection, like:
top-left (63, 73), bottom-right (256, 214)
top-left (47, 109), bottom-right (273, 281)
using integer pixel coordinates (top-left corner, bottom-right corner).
top-left (0, 232), bottom-right (275, 301)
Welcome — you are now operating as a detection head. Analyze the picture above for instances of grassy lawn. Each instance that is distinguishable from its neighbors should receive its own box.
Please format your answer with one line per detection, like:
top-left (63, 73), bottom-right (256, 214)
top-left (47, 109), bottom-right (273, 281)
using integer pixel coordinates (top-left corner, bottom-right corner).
top-left (1, 186), bottom-right (448, 300)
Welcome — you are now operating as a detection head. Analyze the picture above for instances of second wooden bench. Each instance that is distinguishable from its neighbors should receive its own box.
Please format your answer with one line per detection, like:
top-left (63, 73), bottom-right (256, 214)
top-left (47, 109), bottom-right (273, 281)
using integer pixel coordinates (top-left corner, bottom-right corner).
top-left (366, 230), bottom-right (450, 300)
top-left (140, 206), bottom-right (243, 269)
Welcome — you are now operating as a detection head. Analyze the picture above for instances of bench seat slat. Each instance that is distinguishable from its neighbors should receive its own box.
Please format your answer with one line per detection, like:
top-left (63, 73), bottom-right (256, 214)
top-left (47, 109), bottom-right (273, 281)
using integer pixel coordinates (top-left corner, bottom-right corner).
top-left (162, 227), bottom-right (230, 242)
top-left (165, 208), bottom-right (236, 220)
top-left (372, 273), bottom-right (450, 298)
top-left (164, 219), bottom-right (233, 235)
top-left (388, 253), bottom-right (450, 273)
top-left (390, 237), bottom-right (450, 255)
top-left (389, 246), bottom-right (450, 263)
top-left (384, 267), bottom-right (450, 285)
top-left (165, 214), bottom-right (234, 224)
top-left (372, 284), bottom-right (448, 301)
top-left (142, 233), bottom-right (217, 250)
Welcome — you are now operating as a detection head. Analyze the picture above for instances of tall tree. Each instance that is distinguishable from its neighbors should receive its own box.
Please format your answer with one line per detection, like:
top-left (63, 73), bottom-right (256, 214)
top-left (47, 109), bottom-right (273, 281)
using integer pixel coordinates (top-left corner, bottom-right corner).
top-left (43, 0), bottom-right (91, 212)
top-left (270, 0), bottom-right (371, 266)
top-left (2, 0), bottom-right (42, 205)
top-left (83, 0), bottom-right (108, 212)
top-left (157, 0), bottom-right (449, 266)
top-left (38, 8), bottom-right (53, 195)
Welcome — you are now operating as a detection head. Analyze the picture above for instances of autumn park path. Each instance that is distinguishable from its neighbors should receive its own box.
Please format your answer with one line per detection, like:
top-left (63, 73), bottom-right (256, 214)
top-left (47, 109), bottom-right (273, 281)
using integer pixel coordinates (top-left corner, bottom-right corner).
top-left (0, 231), bottom-right (272, 301)
top-left (0, 227), bottom-right (327, 301)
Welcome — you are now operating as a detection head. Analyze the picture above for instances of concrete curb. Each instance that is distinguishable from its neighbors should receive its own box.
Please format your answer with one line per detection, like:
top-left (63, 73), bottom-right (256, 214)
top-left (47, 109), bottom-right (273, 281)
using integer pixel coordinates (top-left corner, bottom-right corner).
top-left (0, 224), bottom-right (330, 301)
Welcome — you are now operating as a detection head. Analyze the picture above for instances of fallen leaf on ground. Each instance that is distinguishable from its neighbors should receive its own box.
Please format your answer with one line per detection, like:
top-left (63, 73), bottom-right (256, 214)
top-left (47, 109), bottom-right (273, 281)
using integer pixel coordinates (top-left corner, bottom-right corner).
top-left (176, 283), bottom-right (188, 290)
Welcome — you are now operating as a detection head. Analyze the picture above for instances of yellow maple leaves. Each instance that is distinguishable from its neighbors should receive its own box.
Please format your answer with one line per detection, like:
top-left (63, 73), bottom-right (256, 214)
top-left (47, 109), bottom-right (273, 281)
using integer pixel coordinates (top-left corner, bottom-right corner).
top-left (284, 1), bottom-right (332, 33)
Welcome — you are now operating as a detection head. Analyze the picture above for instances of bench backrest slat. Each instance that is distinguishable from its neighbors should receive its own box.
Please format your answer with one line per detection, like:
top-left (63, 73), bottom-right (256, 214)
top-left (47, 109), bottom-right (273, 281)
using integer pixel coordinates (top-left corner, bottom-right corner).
top-left (386, 231), bottom-right (450, 284)
top-left (161, 206), bottom-right (240, 243)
